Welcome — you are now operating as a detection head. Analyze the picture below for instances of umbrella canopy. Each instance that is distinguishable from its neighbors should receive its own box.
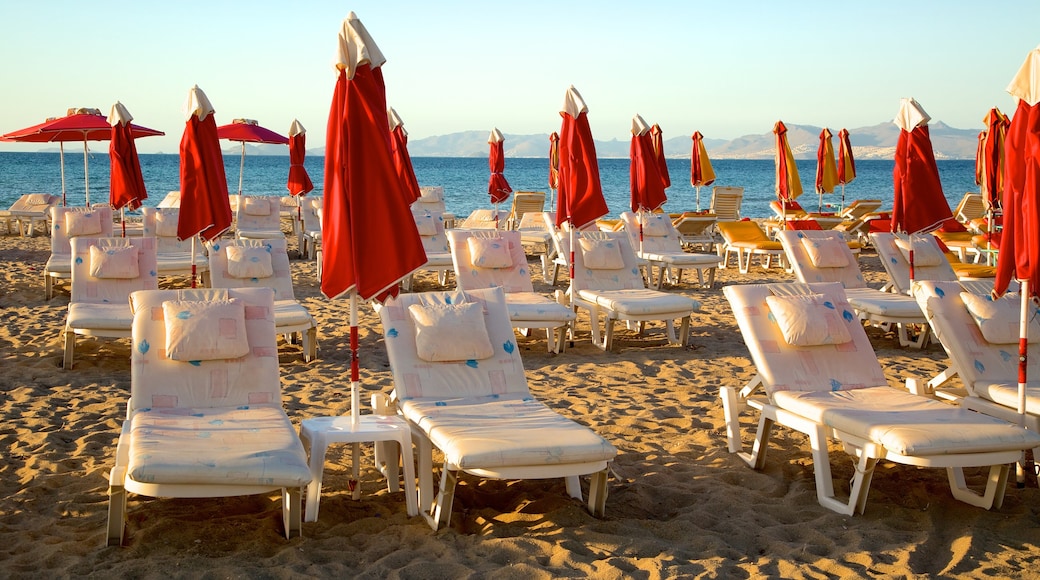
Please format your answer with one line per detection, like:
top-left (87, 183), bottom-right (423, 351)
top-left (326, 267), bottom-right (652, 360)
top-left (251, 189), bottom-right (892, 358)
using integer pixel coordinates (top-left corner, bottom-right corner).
top-left (773, 120), bottom-right (802, 203)
top-left (548, 131), bottom-right (560, 192)
top-left (690, 131), bottom-right (716, 211)
top-left (815, 128), bottom-right (838, 212)
top-left (286, 119), bottom-right (314, 196)
top-left (555, 85), bottom-right (608, 230)
top-left (487, 127), bottom-right (512, 207)
top-left (108, 102), bottom-right (148, 213)
top-left (2, 107), bottom-right (163, 206)
top-left (891, 97), bottom-right (962, 235)
top-left (837, 128), bottom-right (856, 211)
top-left (629, 114), bottom-right (667, 213)
top-left (216, 118), bottom-right (289, 195)
top-left (650, 123), bottom-right (671, 189)
top-left (178, 85), bottom-right (232, 243)
top-left (388, 108), bottom-right (421, 204)
top-left (321, 11), bottom-right (425, 303)
top-left (978, 107), bottom-right (1009, 210)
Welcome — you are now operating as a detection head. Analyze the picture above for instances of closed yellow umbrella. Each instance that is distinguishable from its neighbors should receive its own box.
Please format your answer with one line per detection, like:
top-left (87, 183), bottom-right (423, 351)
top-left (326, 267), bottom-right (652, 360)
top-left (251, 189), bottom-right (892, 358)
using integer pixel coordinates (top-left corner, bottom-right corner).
top-left (815, 128), bottom-right (838, 212)
top-left (689, 131), bottom-right (716, 211)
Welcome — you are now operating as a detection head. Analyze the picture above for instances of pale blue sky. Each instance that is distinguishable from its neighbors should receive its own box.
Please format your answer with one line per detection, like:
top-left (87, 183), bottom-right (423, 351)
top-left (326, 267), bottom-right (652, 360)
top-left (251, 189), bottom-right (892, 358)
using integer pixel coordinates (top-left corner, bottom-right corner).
top-left (2, 1), bottom-right (1037, 154)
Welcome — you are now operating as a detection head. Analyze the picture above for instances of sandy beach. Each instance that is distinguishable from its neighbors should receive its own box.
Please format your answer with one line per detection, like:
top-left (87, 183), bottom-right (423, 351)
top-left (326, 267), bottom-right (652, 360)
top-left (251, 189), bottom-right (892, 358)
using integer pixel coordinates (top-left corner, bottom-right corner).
top-left (1, 229), bottom-right (1038, 579)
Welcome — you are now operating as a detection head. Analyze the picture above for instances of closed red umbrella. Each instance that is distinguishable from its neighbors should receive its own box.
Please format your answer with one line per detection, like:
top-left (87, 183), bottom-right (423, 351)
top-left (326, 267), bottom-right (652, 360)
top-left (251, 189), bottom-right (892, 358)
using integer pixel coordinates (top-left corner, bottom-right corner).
top-left (322, 13), bottom-right (427, 426)
top-left (815, 128), bottom-right (838, 212)
top-left (388, 107), bottom-right (420, 204)
top-left (287, 119), bottom-right (314, 197)
top-left (837, 128), bottom-right (856, 212)
top-left (650, 123), bottom-right (671, 189)
top-left (773, 120), bottom-right (802, 228)
top-left (2, 107), bottom-right (163, 206)
top-left (108, 102), bottom-right (148, 236)
top-left (978, 108), bottom-right (1009, 262)
top-left (487, 127), bottom-right (512, 228)
top-left (548, 131), bottom-right (560, 208)
top-left (891, 98), bottom-right (963, 236)
top-left (216, 118), bottom-right (289, 195)
top-left (178, 85), bottom-right (232, 287)
top-left (690, 131), bottom-right (715, 211)
top-left (630, 114), bottom-right (667, 214)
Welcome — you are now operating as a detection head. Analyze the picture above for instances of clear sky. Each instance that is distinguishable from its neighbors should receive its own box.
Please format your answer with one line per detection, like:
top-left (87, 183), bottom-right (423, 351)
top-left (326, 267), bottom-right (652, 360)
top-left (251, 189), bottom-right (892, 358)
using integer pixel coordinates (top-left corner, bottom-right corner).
top-left (2, 1), bottom-right (1038, 154)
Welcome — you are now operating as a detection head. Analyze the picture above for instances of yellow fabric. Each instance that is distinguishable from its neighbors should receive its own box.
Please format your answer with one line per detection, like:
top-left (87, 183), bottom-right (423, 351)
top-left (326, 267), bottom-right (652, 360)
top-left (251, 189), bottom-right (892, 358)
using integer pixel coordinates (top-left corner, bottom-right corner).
top-left (817, 129), bottom-right (838, 194)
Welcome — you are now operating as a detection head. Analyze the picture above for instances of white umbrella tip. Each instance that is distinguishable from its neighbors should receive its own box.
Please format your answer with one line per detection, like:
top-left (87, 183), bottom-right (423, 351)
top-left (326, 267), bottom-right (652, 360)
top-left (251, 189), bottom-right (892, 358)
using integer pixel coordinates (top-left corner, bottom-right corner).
top-left (108, 102), bottom-right (133, 126)
top-left (631, 114), bottom-right (650, 136)
top-left (894, 97), bottom-right (930, 131)
top-left (562, 86), bottom-right (588, 117)
top-left (335, 12), bottom-right (386, 79)
top-left (1006, 46), bottom-right (1040, 106)
top-left (289, 118), bottom-right (306, 137)
top-left (488, 128), bottom-right (504, 143)
top-left (183, 86), bottom-right (215, 122)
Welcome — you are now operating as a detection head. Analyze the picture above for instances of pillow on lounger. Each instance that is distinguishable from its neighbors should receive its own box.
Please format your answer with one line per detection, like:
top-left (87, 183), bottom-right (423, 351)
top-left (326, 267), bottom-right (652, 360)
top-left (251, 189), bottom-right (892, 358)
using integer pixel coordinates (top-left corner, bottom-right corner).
top-left (163, 298), bottom-right (251, 361)
top-left (467, 237), bottom-right (513, 269)
top-left (242, 197), bottom-right (272, 216)
top-left (154, 210), bottom-right (180, 238)
top-left (960, 292), bottom-right (1040, 345)
top-left (800, 236), bottom-right (849, 268)
top-left (65, 211), bottom-right (103, 237)
top-left (408, 302), bottom-right (494, 362)
top-left (639, 215), bottom-right (672, 237)
top-left (766, 293), bottom-right (853, 346)
top-left (26, 193), bottom-right (51, 206)
top-left (894, 236), bottom-right (943, 267)
top-left (413, 213), bottom-right (439, 236)
top-left (89, 244), bottom-right (140, 279)
top-left (418, 186), bottom-right (443, 202)
top-left (579, 237), bottom-right (625, 270)
top-left (226, 246), bottom-right (274, 279)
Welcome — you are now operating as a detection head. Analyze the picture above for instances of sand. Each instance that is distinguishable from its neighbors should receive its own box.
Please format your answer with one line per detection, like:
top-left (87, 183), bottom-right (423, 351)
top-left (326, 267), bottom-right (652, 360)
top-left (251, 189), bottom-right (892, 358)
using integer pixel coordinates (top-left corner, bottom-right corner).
top-left (0, 229), bottom-right (1038, 579)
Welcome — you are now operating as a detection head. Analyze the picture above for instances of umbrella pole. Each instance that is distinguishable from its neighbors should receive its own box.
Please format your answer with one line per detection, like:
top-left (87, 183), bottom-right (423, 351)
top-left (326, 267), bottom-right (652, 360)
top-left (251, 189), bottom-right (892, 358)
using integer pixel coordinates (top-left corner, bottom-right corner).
top-left (986, 210), bottom-right (994, 266)
top-left (239, 142), bottom-right (246, 195)
top-left (121, 207), bottom-right (126, 238)
top-left (1017, 280), bottom-right (1030, 485)
top-left (190, 237), bottom-right (198, 288)
top-left (695, 185), bottom-right (701, 212)
top-left (349, 289), bottom-right (362, 499)
top-left (840, 184), bottom-right (845, 214)
top-left (59, 143), bottom-right (67, 206)
top-left (83, 140), bottom-right (90, 207)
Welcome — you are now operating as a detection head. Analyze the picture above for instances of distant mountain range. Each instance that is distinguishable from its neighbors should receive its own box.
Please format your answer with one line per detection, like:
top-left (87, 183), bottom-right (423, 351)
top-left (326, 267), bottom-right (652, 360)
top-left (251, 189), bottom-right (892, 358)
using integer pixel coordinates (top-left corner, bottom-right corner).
top-left (234, 120), bottom-right (981, 160)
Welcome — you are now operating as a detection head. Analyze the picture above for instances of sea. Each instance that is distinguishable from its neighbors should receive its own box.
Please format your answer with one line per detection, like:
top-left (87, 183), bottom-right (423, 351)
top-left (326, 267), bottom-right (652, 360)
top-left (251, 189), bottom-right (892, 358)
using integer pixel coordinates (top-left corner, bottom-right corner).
top-left (0, 152), bottom-right (979, 219)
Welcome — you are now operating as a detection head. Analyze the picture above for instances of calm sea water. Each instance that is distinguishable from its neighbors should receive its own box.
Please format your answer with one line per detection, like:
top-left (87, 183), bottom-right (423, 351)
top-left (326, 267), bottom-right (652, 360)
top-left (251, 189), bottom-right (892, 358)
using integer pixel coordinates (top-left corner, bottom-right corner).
top-left (0, 151), bottom-right (978, 220)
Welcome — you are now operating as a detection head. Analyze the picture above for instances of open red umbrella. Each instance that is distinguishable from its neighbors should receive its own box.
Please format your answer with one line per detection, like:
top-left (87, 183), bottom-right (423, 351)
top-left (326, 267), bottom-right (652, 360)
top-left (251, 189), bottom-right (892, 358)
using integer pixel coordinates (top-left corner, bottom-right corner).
top-left (108, 102), bottom-right (148, 236)
top-left (773, 120), bottom-right (802, 228)
top-left (178, 85), bottom-right (232, 287)
top-left (837, 128), bottom-right (856, 212)
top-left (322, 12), bottom-right (426, 426)
top-left (548, 131), bottom-right (560, 208)
top-left (287, 119), bottom-right (314, 197)
top-left (2, 107), bottom-right (163, 206)
top-left (996, 46), bottom-right (1040, 441)
top-left (690, 131), bottom-right (716, 211)
top-left (815, 128), bottom-right (838, 212)
top-left (650, 123), bottom-right (671, 189)
top-left (216, 118), bottom-right (289, 195)
top-left (487, 127), bottom-right (512, 228)
top-left (388, 107), bottom-right (420, 204)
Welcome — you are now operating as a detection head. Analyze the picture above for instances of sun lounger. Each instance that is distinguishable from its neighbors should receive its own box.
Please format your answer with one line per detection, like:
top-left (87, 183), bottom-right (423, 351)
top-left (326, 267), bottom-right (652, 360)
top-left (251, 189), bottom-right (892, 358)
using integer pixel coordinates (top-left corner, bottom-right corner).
top-left (140, 207), bottom-right (210, 286)
top-left (618, 211), bottom-right (721, 288)
top-left (234, 195), bottom-right (284, 240)
top-left (448, 229), bottom-right (575, 353)
top-left (374, 286), bottom-right (617, 530)
top-left (411, 186), bottom-right (455, 228)
top-left (671, 210), bottom-right (717, 252)
top-left (505, 190), bottom-right (545, 230)
top-left (716, 221), bottom-right (786, 274)
top-left (709, 186), bottom-right (743, 222)
top-left (953, 192), bottom-right (986, 224)
top-left (516, 210), bottom-right (555, 276)
top-left (0, 193), bottom-right (59, 237)
top-left (106, 286), bottom-right (312, 545)
top-left (45, 206), bottom-right (114, 299)
top-left (402, 210), bottom-right (453, 291)
top-left (721, 280), bottom-right (1040, 515)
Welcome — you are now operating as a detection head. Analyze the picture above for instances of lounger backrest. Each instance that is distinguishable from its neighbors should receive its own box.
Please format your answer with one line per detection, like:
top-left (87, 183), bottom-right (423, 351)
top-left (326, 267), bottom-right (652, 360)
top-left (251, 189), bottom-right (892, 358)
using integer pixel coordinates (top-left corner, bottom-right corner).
top-left (914, 280), bottom-right (1040, 393)
top-left (8, 193), bottom-right (58, 212)
top-left (157, 191), bottom-right (181, 208)
top-left (70, 236), bottom-right (159, 303)
top-left (777, 230), bottom-right (866, 289)
top-left (448, 229), bottom-right (533, 293)
top-left (840, 199), bottom-right (882, 221)
top-left (207, 237), bottom-right (297, 301)
top-left (717, 220), bottom-right (769, 244)
top-left (870, 232), bottom-right (957, 294)
top-left (954, 193), bottom-right (985, 223)
top-left (507, 191), bottom-right (546, 229)
top-left (141, 207), bottom-right (196, 254)
top-left (571, 231), bottom-right (646, 292)
top-left (724, 281), bottom-right (888, 395)
top-left (235, 196), bottom-right (282, 232)
top-left (376, 286), bottom-right (530, 400)
top-left (412, 185), bottom-right (446, 214)
top-left (301, 197), bottom-right (322, 234)
top-left (769, 200), bottom-right (809, 219)
top-left (710, 186), bottom-right (743, 222)
top-left (50, 206), bottom-right (114, 255)
top-left (127, 287), bottom-right (280, 417)
top-left (618, 211), bottom-right (684, 254)
top-left (412, 210), bottom-right (449, 256)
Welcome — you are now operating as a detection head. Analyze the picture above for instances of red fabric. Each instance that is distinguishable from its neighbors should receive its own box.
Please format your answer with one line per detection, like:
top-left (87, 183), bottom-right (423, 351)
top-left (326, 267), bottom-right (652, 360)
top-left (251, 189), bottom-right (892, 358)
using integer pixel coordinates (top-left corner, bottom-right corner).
top-left (629, 129), bottom-right (667, 212)
top-left (215, 122), bottom-right (288, 144)
top-left (815, 128), bottom-right (835, 194)
top-left (995, 99), bottom-right (1040, 298)
top-left (892, 124), bottom-right (963, 234)
top-left (390, 124), bottom-right (420, 203)
top-left (178, 112), bottom-right (232, 242)
top-left (2, 111), bottom-right (163, 142)
top-left (109, 120), bottom-right (148, 211)
top-left (321, 64), bottom-right (426, 302)
top-left (287, 132), bottom-right (314, 196)
top-left (650, 124), bottom-right (671, 189)
top-left (787, 219), bottom-right (822, 231)
top-left (690, 131), bottom-right (714, 187)
top-left (487, 138), bottom-right (512, 205)
top-left (837, 128), bottom-right (856, 185)
top-left (556, 109), bottom-right (608, 229)
top-left (548, 132), bottom-right (560, 190)
top-left (981, 108), bottom-right (1009, 210)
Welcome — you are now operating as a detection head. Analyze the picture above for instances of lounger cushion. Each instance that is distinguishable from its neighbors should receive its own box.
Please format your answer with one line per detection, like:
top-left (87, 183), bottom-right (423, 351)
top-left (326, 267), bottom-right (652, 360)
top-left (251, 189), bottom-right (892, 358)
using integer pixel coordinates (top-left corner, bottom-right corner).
top-left (844, 288), bottom-right (925, 319)
top-left (163, 298), bottom-right (251, 361)
top-left (242, 197), bottom-right (272, 216)
top-left (409, 302), bottom-right (494, 362)
top-left (766, 293), bottom-right (853, 346)
top-left (127, 405), bottom-right (311, 486)
top-left (67, 302), bottom-right (133, 330)
top-left (961, 292), bottom-right (1040, 344)
top-left (89, 244), bottom-right (140, 279)
top-left (773, 386), bottom-right (1040, 456)
top-left (579, 237), bottom-right (625, 270)
top-left (65, 211), bottom-right (103, 237)
top-left (414, 213), bottom-right (438, 236)
top-left (639, 215), bottom-right (672, 237)
top-left (576, 288), bottom-right (699, 316)
top-left (400, 393), bottom-right (617, 469)
top-left (504, 292), bottom-right (577, 322)
top-left (800, 236), bottom-right (849, 268)
top-left (272, 300), bottom-right (315, 327)
top-left (894, 237), bottom-right (943, 267)
top-left (26, 193), bottom-right (51, 205)
top-left (226, 246), bottom-right (274, 279)
top-left (467, 237), bottom-right (513, 269)
top-left (154, 210), bottom-right (179, 238)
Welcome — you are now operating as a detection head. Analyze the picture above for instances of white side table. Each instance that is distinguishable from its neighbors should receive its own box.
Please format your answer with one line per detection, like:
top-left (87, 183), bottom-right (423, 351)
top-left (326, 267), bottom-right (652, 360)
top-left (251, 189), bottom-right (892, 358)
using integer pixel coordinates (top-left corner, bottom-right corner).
top-left (299, 415), bottom-right (418, 522)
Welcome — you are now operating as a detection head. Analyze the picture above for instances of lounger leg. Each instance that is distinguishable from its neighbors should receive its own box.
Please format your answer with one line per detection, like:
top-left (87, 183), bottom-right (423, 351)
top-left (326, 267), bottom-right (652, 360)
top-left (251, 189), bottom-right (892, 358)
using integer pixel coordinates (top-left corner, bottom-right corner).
top-left (738, 249), bottom-right (751, 274)
top-left (587, 469), bottom-right (609, 517)
top-left (62, 329), bottom-right (74, 370)
top-left (946, 464), bottom-right (1010, 510)
top-left (45, 274), bottom-right (53, 300)
top-left (719, 386), bottom-right (747, 454)
top-left (677, 316), bottom-right (690, 346)
top-left (106, 469), bottom-right (127, 547)
top-left (602, 319), bottom-right (615, 351)
top-left (283, 486), bottom-right (303, 538)
top-left (426, 466), bottom-right (458, 531)
top-left (304, 326), bottom-right (317, 362)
